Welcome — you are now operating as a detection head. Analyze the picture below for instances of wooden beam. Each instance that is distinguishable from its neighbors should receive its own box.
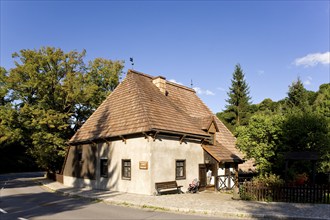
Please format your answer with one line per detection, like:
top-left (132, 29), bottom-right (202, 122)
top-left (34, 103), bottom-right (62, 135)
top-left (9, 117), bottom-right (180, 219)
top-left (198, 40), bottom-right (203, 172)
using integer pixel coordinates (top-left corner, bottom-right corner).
top-left (142, 132), bottom-right (149, 142)
top-left (214, 162), bottom-right (219, 192)
top-left (179, 135), bottom-right (186, 144)
top-left (102, 138), bottom-right (111, 146)
top-left (152, 131), bottom-right (159, 142)
top-left (119, 135), bottom-right (126, 144)
top-left (234, 163), bottom-right (239, 188)
top-left (150, 128), bottom-right (209, 140)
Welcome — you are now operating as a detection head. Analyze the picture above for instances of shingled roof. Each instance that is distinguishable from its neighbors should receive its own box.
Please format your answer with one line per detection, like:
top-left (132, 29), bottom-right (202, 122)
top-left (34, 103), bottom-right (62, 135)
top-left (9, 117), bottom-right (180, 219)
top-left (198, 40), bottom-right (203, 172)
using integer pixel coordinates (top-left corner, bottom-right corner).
top-left (69, 70), bottom-right (245, 165)
top-left (203, 142), bottom-right (243, 163)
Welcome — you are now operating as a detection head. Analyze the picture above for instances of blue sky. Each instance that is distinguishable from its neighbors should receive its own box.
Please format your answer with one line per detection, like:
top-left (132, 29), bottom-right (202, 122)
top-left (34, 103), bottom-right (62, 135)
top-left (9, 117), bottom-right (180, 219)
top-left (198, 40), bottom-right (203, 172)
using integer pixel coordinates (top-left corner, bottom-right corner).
top-left (1, 1), bottom-right (329, 113)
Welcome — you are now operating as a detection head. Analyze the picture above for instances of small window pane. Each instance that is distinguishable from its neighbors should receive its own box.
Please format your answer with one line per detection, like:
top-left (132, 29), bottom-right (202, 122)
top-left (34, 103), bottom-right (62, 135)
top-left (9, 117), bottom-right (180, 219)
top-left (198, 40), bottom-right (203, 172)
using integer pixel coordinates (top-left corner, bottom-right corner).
top-left (176, 160), bottom-right (186, 180)
top-left (122, 159), bottom-right (131, 180)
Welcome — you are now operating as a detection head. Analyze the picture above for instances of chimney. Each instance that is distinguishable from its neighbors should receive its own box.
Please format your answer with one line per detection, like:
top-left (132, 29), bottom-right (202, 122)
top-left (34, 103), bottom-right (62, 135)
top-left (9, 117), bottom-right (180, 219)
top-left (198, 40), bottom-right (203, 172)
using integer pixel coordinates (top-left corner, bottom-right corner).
top-left (152, 76), bottom-right (167, 95)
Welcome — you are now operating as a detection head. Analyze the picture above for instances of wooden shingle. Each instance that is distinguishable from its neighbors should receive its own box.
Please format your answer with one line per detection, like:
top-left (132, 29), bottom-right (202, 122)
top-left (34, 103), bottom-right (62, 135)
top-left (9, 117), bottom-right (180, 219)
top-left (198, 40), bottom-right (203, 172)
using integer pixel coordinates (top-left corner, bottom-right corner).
top-left (69, 70), bottom-right (248, 169)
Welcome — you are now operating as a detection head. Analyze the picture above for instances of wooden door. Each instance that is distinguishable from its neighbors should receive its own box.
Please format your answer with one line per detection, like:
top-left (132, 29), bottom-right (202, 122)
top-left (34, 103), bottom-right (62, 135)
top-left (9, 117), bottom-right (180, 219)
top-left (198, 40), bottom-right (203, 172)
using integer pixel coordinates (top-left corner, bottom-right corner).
top-left (199, 164), bottom-right (206, 190)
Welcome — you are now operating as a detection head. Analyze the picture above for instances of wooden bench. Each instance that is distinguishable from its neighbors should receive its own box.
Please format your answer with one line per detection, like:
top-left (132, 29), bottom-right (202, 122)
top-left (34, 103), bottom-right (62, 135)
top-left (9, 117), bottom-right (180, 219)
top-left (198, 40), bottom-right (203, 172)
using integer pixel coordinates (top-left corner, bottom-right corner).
top-left (155, 181), bottom-right (183, 195)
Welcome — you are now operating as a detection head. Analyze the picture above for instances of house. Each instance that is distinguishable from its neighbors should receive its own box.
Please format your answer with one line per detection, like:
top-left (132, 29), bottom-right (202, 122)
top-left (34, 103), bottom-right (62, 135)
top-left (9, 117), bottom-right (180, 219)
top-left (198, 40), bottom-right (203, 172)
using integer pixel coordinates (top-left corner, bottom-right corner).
top-left (62, 70), bottom-right (252, 195)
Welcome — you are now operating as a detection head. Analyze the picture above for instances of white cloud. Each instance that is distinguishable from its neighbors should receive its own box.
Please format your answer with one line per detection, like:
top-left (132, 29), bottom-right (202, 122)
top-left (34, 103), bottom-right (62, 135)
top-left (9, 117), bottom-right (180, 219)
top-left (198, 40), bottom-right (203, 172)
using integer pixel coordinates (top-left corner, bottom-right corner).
top-left (294, 52), bottom-right (330, 67)
top-left (217, 87), bottom-right (226, 92)
top-left (193, 87), bottom-right (215, 96)
top-left (303, 76), bottom-right (312, 86)
top-left (168, 79), bottom-right (183, 85)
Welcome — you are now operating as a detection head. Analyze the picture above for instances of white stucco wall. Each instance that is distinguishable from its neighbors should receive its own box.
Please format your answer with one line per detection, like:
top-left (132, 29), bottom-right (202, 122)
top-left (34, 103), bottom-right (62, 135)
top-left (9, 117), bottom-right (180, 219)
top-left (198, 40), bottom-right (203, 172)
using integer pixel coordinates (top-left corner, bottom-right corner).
top-left (63, 135), bottom-right (204, 195)
top-left (149, 137), bottom-right (204, 194)
top-left (64, 137), bottom-right (152, 194)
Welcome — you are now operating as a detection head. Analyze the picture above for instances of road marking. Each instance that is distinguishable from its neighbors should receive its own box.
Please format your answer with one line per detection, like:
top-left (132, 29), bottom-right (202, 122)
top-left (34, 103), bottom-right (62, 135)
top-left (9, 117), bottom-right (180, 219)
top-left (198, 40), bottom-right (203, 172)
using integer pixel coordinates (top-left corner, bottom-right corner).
top-left (0, 208), bottom-right (7, 214)
top-left (1, 180), bottom-right (7, 190)
top-left (18, 218), bottom-right (28, 220)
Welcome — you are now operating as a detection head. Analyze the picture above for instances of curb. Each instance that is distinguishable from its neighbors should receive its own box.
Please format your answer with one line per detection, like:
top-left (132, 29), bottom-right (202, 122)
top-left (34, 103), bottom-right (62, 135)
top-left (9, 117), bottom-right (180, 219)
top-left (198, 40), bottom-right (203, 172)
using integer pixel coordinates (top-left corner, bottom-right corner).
top-left (38, 181), bottom-right (330, 220)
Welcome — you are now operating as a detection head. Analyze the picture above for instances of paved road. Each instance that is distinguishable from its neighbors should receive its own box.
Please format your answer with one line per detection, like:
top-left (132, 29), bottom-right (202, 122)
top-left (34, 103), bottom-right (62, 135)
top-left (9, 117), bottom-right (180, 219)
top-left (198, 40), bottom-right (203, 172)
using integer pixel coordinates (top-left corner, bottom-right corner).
top-left (0, 173), bottom-right (233, 220)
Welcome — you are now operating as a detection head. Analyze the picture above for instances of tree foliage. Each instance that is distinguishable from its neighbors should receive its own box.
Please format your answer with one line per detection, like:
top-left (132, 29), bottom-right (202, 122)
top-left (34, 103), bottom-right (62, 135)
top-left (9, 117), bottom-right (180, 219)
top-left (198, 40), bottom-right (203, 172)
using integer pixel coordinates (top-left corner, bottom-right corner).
top-left (282, 109), bottom-right (330, 173)
top-left (286, 78), bottom-right (309, 110)
top-left (0, 67), bottom-right (8, 105)
top-left (234, 81), bottom-right (330, 178)
top-left (1, 47), bottom-right (124, 173)
top-left (314, 83), bottom-right (330, 118)
top-left (236, 114), bottom-right (284, 174)
top-left (220, 64), bottom-right (251, 132)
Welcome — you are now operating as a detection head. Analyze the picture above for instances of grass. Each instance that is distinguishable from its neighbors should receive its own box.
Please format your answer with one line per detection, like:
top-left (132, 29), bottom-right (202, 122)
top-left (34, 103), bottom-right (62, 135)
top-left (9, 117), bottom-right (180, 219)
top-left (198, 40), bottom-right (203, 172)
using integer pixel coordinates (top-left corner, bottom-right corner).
top-left (120, 202), bottom-right (131, 207)
top-left (141, 204), bottom-right (169, 211)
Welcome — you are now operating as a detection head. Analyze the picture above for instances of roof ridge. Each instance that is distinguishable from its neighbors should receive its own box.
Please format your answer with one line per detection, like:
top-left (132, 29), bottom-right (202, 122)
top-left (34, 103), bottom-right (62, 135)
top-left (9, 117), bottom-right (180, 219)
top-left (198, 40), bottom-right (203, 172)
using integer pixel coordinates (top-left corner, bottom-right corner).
top-left (129, 69), bottom-right (196, 93)
top-left (128, 69), bottom-right (196, 93)
top-left (166, 81), bottom-right (195, 92)
top-left (128, 69), bottom-right (154, 79)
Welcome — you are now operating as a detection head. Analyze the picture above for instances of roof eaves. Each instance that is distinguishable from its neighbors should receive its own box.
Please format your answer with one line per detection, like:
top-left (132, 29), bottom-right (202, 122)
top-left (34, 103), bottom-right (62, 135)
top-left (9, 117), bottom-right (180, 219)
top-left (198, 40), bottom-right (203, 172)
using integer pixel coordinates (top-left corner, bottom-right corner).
top-left (150, 128), bottom-right (210, 139)
top-left (68, 129), bottom-right (153, 146)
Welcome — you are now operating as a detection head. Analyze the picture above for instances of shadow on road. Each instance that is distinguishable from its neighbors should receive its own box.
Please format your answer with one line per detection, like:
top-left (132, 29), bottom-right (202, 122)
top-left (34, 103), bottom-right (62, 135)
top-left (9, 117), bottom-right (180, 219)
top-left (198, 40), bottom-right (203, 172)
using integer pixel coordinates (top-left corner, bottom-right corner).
top-left (1, 186), bottom-right (93, 219)
top-left (0, 172), bottom-right (94, 219)
top-left (0, 192), bottom-right (90, 219)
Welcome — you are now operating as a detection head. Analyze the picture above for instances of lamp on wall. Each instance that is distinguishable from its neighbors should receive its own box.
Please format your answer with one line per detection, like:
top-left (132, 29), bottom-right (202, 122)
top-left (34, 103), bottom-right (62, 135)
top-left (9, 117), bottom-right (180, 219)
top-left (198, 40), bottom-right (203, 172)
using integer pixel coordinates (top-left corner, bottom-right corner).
top-left (205, 159), bottom-right (210, 164)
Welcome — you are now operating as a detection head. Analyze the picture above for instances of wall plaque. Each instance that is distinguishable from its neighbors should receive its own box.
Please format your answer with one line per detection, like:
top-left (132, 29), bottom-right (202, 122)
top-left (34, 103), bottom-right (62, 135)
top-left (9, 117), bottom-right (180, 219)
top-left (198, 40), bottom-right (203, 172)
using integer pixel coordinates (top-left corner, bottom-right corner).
top-left (139, 161), bottom-right (148, 170)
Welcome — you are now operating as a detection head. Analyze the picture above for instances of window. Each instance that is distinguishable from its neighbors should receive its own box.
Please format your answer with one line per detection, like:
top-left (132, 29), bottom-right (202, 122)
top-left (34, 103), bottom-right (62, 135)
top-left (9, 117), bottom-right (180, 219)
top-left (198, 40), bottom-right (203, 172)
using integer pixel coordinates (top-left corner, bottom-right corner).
top-left (100, 158), bottom-right (108, 178)
top-left (122, 159), bottom-right (131, 179)
top-left (176, 160), bottom-right (186, 180)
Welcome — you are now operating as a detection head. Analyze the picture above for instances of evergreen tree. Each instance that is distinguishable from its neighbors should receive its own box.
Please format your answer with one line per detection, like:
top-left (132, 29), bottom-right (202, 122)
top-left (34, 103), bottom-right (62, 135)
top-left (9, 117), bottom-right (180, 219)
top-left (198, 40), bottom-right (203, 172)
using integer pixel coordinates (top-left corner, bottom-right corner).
top-left (222, 64), bottom-right (251, 131)
top-left (286, 78), bottom-right (308, 110)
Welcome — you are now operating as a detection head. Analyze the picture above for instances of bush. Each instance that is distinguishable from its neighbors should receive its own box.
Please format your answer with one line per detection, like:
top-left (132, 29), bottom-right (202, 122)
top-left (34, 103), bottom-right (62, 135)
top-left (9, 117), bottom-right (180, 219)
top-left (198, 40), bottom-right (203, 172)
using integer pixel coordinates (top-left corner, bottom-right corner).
top-left (240, 174), bottom-right (284, 202)
top-left (251, 173), bottom-right (284, 187)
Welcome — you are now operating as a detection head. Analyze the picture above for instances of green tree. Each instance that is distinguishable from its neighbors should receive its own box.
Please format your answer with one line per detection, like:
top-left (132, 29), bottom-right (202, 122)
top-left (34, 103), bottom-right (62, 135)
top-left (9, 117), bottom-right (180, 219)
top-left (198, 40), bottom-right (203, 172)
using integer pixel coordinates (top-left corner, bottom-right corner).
top-left (313, 83), bottom-right (330, 118)
top-left (223, 64), bottom-right (251, 131)
top-left (236, 114), bottom-right (284, 174)
top-left (282, 109), bottom-right (330, 173)
top-left (4, 47), bottom-right (124, 173)
top-left (286, 78), bottom-right (308, 110)
top-left (0, 67), bottom-right (8, 105)
top-left (258, 98), bottom-right (277, 113)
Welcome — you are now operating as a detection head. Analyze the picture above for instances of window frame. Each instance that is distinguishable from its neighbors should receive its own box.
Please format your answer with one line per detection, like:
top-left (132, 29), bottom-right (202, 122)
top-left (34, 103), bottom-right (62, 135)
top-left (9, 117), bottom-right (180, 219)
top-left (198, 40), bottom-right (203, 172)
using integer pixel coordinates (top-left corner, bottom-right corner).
top-left (122, 159), bottom-right (131, 180)
top-left (175, 159), bottom-right (186, 180)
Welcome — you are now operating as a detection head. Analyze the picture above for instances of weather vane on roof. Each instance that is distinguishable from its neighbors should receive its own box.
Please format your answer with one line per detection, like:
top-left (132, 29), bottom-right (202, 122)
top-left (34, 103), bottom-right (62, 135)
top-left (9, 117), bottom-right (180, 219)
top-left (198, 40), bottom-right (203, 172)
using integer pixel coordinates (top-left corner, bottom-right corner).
top-left (130, 57), bottom-right (134, 69)
top-left (191, 79), bottom-right (193, 88)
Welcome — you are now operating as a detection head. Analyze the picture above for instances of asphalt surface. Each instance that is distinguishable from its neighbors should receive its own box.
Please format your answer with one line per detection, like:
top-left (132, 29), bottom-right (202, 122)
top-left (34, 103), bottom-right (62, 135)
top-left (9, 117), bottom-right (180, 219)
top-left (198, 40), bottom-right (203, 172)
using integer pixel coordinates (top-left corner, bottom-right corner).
top-left (0, 172), bottom-right (234, 220)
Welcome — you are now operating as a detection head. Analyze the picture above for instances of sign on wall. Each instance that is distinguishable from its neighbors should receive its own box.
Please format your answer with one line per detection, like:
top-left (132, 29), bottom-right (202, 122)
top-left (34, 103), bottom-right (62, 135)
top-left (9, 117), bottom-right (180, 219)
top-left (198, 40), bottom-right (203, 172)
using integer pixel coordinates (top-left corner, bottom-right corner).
top-left (139, 161), bottom-right (148, 170)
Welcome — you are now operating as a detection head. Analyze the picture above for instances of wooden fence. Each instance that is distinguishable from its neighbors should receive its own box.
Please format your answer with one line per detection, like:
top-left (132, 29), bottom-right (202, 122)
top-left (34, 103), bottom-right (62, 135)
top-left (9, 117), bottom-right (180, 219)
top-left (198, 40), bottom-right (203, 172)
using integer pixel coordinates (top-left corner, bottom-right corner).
top-left (240, 182), bottom-right (330, 204)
